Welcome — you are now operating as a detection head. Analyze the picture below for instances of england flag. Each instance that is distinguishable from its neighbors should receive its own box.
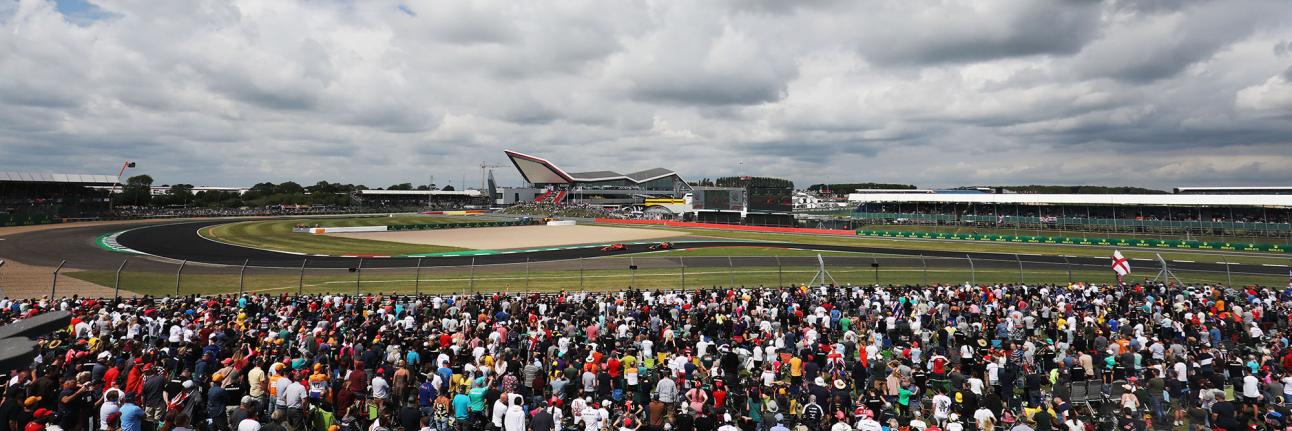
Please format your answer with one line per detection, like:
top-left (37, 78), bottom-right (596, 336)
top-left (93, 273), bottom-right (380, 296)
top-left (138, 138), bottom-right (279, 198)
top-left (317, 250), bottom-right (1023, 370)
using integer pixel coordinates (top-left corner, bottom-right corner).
top-left (1111, 250), bottom-right (1131, 279)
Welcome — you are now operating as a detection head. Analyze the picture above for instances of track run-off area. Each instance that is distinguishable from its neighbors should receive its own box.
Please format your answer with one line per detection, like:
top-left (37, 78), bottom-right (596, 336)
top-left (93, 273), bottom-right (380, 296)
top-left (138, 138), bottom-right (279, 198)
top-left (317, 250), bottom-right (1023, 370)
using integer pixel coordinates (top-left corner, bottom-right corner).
top-left (100, 220), bottom-right (1292, 279)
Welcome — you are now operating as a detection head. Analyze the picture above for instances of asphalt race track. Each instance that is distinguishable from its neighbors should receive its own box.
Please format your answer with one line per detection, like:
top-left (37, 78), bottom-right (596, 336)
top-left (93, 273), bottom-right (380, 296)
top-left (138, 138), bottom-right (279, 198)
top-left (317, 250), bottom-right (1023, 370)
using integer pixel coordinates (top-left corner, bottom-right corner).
top-left (2, 219), bottom-right (1286, 280)
top-left (91, 220), bottom-right (1291, 279)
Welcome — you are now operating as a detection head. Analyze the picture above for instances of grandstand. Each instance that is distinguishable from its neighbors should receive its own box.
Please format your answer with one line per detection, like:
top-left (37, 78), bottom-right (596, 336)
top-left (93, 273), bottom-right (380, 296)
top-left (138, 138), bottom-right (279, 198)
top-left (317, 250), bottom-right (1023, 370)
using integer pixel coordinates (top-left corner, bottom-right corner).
top-left (352, 189), bottom-right (485, 210)
top-left (0, 172), bottom-right (117, 225)
top-left (847, 190), bottom-right (1292, 243)
top-left (502, 150), bottom-right (690, 206)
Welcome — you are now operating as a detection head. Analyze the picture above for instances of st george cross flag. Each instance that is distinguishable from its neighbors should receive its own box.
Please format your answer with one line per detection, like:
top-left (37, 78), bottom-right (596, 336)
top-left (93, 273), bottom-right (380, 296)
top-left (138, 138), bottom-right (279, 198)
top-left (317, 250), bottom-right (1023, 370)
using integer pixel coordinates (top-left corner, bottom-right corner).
top-left (1111, 250), bottom-right (1131, 279)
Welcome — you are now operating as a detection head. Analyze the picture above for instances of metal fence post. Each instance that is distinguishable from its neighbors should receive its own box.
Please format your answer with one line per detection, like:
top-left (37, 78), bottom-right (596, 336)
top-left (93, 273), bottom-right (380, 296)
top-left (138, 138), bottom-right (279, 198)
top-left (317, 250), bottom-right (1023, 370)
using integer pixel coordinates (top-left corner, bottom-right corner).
top-left (525, 257), bottom-right (531, 291)
top-left (776, 256), bottom-right (783, 287)
top-left (469, 257), bottom-right (475, 293)
top-left (298, 259), bottom-right (308, 295)
top-left (50, 260), bottom-right (66, 299)
top-left (579, 257), bottom-right (585, 290)
top-left (966, 254), bottom-right (976, 285)
top-left (630, 257), bottom-right (636, 287)
top-left (414, 258), bottom-right (423, 295)
top-left (112, 259), bottom-right (128, 299)
top-left (1015, 254), bottom-right (1024, 285)
top-left (238, 259), bottom-right (249, 296)
top-left (356, 258), bottom-right (365, 295)
top-left (727, 256), bottom-right (735, 287)
top-left (1063, 256), bottom-right (1072, 284)
top-left (1223, 256), bottom-right (1232, 287)
top-left (175, 260), bottom-right (187, 297)
top-left (680, 256), bottom-right (686, 289)
top-left (920, 255), bottom-right (928, 285)
top-left (872, 257), bottom-right (880, 285)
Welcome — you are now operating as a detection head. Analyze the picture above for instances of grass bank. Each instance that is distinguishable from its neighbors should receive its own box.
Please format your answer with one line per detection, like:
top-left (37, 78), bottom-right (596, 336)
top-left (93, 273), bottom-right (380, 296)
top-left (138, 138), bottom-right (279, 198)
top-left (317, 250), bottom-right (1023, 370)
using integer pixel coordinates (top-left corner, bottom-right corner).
top-left (607, 225), bottom-right (1292, 266)
top-left (67, 260), bottom-right (1286, 298)
top-left (200, 216), bottom-right (469, 256)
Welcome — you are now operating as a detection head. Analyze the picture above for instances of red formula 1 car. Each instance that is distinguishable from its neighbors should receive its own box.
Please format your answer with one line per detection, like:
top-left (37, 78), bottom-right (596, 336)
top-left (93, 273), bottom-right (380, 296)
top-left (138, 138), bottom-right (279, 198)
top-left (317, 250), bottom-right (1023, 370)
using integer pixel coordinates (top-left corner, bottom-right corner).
top-left (601, 243), bottom-right (627, 252)
top-left (648, 242), bottom-right (673, 251)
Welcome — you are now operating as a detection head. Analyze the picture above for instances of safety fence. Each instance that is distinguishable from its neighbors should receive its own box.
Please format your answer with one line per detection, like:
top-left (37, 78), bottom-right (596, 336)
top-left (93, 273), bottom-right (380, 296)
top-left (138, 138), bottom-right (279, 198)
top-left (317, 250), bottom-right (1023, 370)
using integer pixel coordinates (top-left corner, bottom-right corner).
top-left (6, 252), bottom-right (1287, 300)
top-left (856, 229), bottom-right (1292, 254)
top-left (386, 219), bottom-right (538, 231)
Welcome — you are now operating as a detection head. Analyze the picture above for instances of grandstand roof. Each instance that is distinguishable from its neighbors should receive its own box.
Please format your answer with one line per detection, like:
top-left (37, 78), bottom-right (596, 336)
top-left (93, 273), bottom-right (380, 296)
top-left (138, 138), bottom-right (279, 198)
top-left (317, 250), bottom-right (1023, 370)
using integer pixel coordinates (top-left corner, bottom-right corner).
top-left (0, 172), bottom-right (119, 185)
top-left (504, 150), bottom-right (681, 185)
top-left (847, 192), bottom-right (1292, 207)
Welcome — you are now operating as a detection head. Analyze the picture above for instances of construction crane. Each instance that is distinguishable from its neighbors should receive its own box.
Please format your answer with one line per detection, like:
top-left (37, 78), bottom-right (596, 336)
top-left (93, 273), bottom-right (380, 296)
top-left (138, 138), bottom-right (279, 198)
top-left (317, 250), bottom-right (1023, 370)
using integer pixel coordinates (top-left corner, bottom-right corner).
top-left (480, 162), bottom-right (506, 191)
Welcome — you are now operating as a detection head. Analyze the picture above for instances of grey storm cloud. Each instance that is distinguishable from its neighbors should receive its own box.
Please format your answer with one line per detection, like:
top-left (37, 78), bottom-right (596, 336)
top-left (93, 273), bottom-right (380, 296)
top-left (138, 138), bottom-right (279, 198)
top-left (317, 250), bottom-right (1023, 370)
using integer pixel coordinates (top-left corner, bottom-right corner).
top-left (1, 0), bottom-right (1292, 190)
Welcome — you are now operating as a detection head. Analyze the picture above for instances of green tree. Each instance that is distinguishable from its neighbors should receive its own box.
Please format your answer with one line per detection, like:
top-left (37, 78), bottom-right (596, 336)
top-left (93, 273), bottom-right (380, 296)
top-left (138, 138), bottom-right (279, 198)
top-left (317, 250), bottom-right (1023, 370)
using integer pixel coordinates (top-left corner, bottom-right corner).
top-left (387, 183), bottom-right (414, 190)
top-left (277, 181), bottom-right (304, 195)
top-left (116, 174), bottom-right (154, 207)
top-left (164, 183), bottom-right (195, 206)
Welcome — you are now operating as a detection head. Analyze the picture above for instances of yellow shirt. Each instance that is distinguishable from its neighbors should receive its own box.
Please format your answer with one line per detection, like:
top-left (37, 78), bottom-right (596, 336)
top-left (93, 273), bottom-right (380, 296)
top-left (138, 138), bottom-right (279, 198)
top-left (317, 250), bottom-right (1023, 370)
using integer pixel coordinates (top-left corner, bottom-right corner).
top-left (789, 357), bottom-right (803, 377)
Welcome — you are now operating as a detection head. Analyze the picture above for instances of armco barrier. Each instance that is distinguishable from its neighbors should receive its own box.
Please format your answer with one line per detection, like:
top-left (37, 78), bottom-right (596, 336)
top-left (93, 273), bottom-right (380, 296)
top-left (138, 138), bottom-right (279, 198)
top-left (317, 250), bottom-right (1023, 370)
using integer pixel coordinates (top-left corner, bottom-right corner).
top-left (855, 229), bottom-right (1291, 254)
top-left (594, 218), bottom-right (855, 235)
top-left (386, 220), bottom-right (539, 231)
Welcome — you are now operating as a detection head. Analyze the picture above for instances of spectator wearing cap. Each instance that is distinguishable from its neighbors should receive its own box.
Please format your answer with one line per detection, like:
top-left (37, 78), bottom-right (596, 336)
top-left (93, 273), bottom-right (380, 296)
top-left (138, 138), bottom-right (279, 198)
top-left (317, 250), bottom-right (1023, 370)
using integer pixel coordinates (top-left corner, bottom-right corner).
top-left (371, 368), bottom-right (390, 413)
top-left (141, 363), bottom-right (167, 426)
top-left (25, 408), bottom-right (54, 431)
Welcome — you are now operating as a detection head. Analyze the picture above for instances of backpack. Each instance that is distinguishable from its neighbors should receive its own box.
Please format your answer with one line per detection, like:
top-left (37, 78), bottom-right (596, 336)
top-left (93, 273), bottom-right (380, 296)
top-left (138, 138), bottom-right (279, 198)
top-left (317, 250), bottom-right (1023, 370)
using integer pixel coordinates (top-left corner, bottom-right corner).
top-left (312, 406), bottom-right (336, 431)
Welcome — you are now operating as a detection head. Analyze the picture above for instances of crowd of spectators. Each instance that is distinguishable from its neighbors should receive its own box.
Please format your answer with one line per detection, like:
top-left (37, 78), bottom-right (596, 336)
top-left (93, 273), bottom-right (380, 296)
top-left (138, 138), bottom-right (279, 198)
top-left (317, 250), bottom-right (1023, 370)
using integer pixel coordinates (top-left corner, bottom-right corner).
top-left (111, 207), bottom-right (391, 219)
top-left (1, 279), bottom-right (1290, 431)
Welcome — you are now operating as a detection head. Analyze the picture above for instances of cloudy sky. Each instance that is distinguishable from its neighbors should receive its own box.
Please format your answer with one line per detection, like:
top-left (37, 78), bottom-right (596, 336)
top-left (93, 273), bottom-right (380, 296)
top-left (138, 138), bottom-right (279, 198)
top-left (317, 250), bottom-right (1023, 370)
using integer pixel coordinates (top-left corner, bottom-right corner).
top-left (2, 0), bottom-right (1292, 190)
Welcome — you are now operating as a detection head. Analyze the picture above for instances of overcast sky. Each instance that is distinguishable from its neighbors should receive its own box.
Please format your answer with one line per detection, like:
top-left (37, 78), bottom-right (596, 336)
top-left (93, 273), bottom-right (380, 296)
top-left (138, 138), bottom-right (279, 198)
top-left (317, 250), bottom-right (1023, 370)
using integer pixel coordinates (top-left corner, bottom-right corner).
top-left (3, 0), bottom-right (1292, 190)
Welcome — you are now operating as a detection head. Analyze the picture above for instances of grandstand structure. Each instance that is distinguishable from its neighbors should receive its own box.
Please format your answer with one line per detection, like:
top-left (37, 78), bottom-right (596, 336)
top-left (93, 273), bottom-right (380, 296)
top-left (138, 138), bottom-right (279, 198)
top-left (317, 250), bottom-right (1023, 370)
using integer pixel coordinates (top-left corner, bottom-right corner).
top-left (352, 189), bottom-right (485, 210)
top-left (847, 189), bottom-right (1292, 243)
top-left (0, 172), bottom-right (117, 225)
top-left (502, 150), bottom-right (690, 206)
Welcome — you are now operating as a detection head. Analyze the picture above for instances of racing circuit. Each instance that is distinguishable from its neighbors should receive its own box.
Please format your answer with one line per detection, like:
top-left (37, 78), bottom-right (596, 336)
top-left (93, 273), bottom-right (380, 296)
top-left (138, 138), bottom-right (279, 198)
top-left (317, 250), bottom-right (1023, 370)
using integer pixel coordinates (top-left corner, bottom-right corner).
top-left (0, 218), bottom-right (1274, 279)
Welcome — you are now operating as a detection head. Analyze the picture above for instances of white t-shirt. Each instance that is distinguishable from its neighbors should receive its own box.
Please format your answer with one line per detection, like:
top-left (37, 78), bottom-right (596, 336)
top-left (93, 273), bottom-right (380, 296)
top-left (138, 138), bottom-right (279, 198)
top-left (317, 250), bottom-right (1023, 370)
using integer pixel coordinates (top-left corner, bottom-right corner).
top-left (1243, 375), bottom-right (1261, 398)
top-left (974, 408), bottom-right (996, 428)
top-left (237, 419), bottom-right (261, 431)
top-left (372, 376), bottom-right (390, 399)
top-left (283, 382), bottom-right (308, 408)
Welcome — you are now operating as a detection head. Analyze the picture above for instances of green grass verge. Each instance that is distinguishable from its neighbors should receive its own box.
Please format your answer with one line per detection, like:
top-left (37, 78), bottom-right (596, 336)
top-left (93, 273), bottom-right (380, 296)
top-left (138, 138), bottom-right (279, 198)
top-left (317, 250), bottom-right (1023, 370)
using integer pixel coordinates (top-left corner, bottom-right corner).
top-left (609, 225), bottom-right (1292, 266)
top-left (201, 216), bottom-right (469, 256)
top-left (67, 262), bottom-right (1288, 298)
top-left (847, 224), bottom-right (1292, 245)
top-left (618, 248), bottom-right (884, 257)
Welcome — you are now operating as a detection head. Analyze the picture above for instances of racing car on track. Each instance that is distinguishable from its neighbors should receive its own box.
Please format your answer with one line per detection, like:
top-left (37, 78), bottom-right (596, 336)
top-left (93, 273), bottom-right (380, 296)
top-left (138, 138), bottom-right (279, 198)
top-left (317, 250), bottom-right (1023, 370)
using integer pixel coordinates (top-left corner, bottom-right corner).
top-left (601, 243), bottom-right (627, 252)
top-left (648, 242), bottom-right (673, 251)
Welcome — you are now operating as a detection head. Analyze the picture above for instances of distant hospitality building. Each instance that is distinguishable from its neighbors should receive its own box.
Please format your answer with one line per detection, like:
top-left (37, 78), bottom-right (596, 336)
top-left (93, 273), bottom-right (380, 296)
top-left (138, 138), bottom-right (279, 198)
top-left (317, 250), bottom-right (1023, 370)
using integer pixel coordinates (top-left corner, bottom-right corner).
top-left (500, 150), bottom-right (691, 206)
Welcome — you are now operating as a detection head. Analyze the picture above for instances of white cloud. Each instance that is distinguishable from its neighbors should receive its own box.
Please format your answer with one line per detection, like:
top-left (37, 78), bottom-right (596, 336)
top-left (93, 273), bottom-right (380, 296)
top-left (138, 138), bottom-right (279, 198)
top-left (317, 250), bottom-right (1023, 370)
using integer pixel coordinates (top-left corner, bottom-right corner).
top-left (0, 0), bottom-right (1291, 190)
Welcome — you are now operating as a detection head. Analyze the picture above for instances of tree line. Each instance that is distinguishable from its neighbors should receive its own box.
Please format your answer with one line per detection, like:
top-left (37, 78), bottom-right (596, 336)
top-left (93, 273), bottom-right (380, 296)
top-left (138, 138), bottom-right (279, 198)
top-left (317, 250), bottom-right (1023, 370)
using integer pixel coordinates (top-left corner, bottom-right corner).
top-left (689, 176), bottom-right (795, 189)
top-left (113, 175), bottom-right (454, 208)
